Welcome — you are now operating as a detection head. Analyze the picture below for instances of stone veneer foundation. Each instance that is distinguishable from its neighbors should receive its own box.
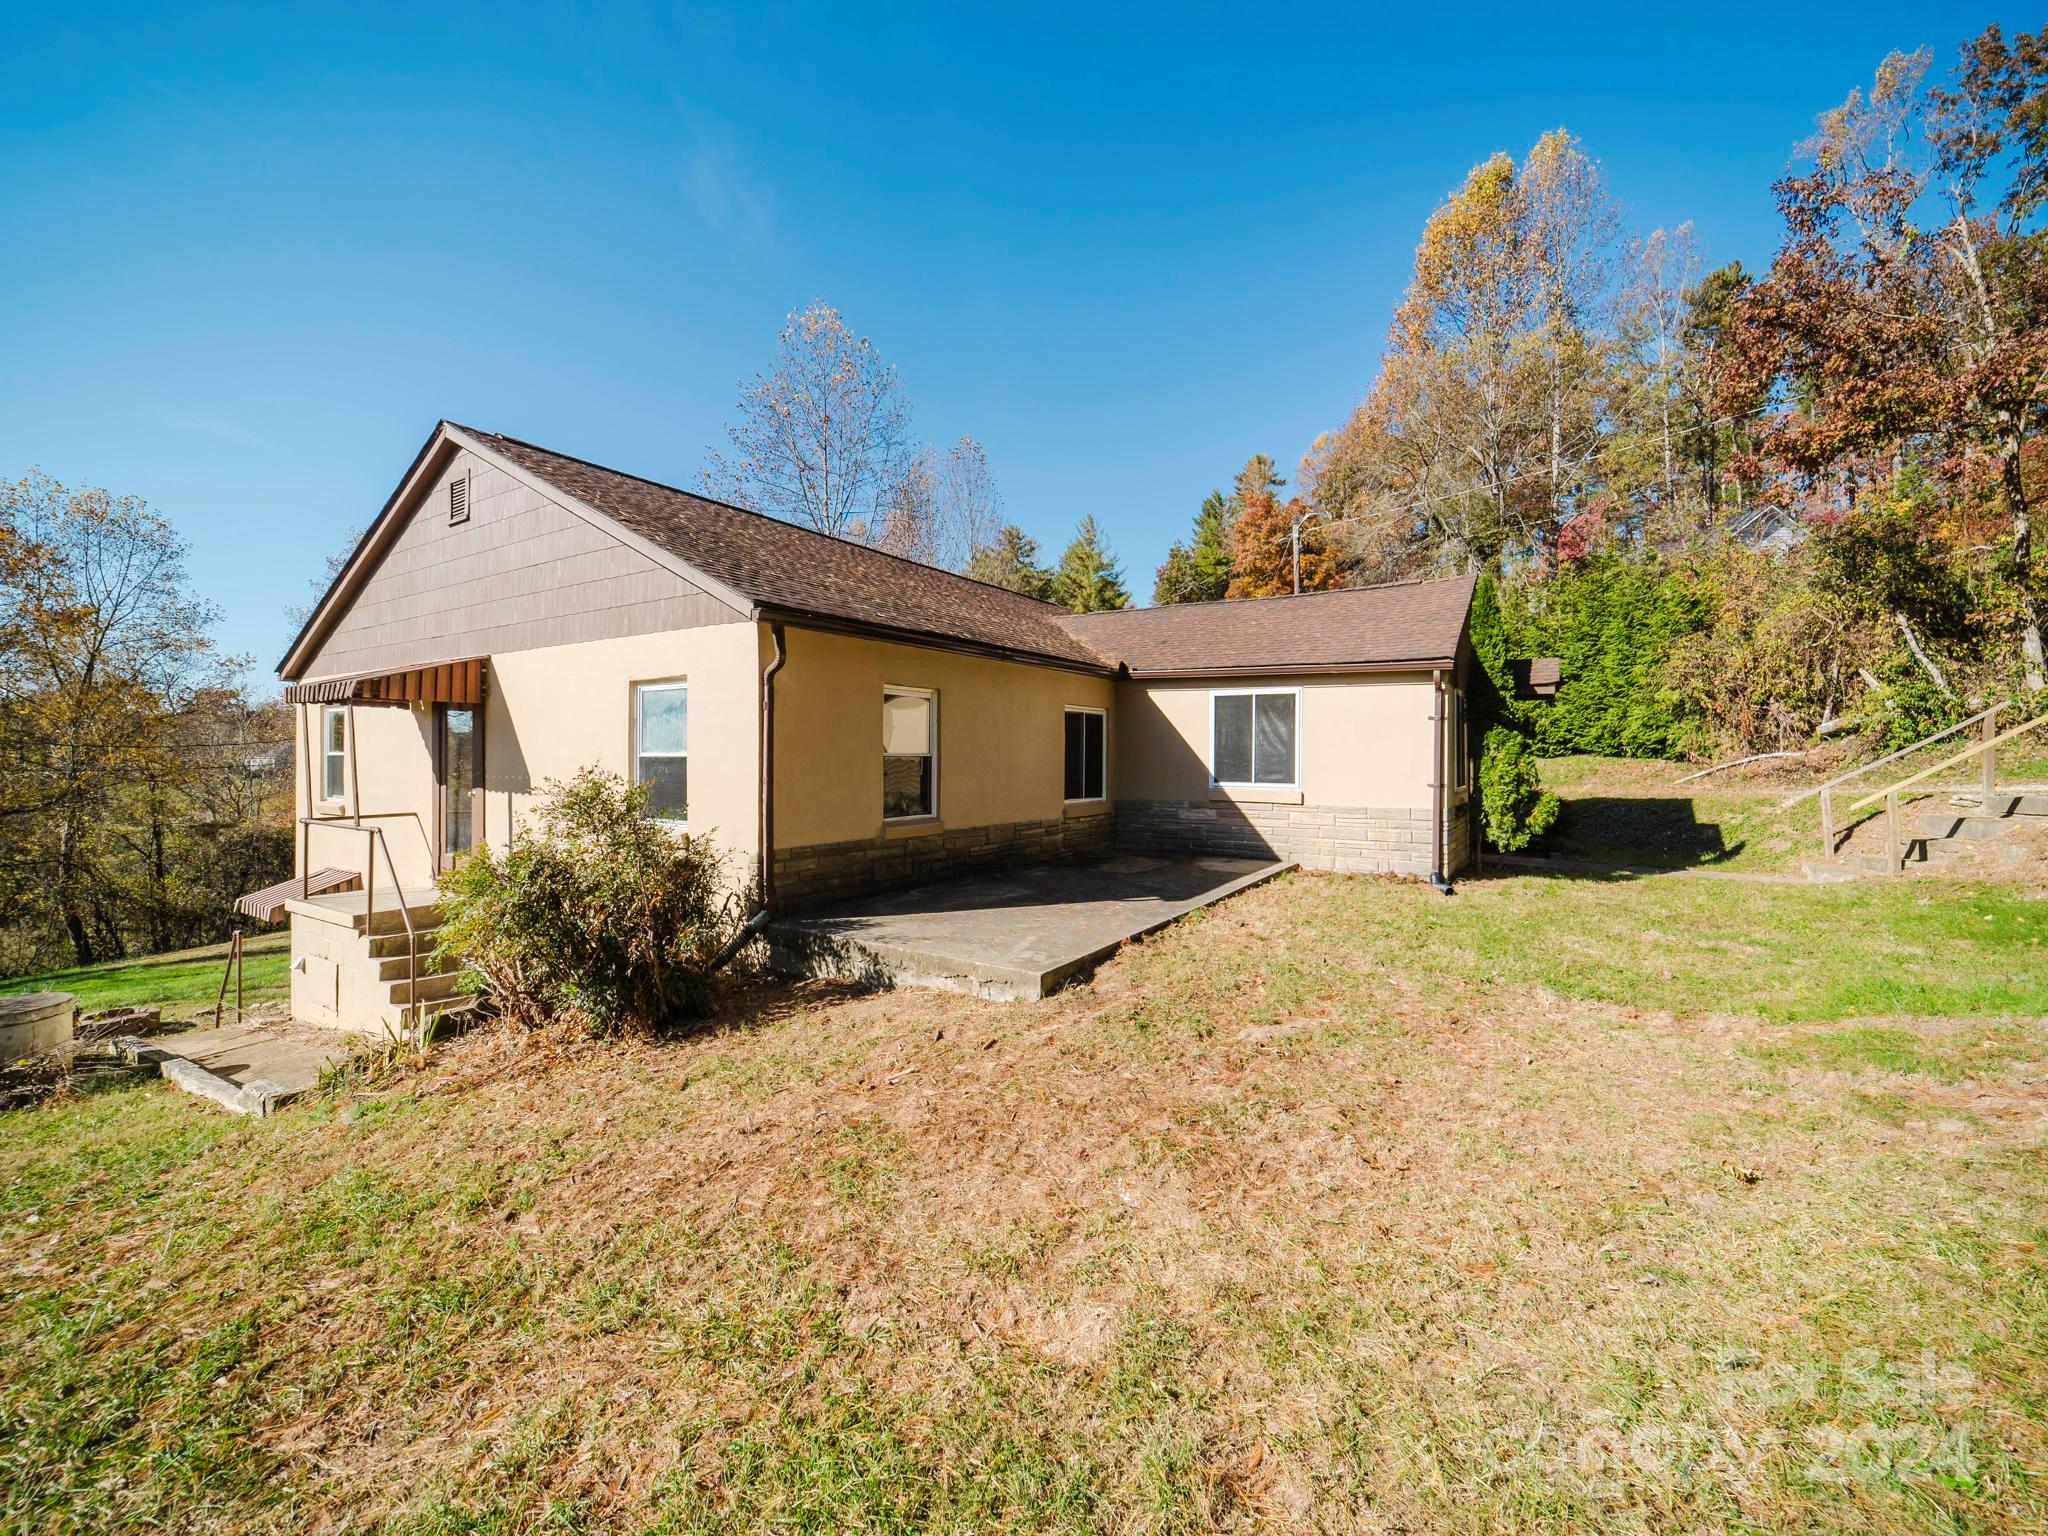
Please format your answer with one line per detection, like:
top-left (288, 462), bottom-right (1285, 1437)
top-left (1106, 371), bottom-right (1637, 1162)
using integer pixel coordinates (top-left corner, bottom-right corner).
top-left (1116, 797), bottom-right (1470, 877)
top-left (774, 809), bottom-right (1114, 911)
top-left (774, 799), bottom-right (1470, 910)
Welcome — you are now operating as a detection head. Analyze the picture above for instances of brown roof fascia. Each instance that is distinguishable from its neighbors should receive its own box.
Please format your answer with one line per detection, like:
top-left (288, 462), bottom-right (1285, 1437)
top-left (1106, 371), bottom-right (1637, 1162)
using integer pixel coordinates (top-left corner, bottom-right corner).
top-left (1120, 657), bottom-right (1456, 680)
top-left (442, 425), bottom-right (759, 620)
top-left (276, 424), bottom-right (456, 680)
top-left (757, 605), bottom-right (1122, 677)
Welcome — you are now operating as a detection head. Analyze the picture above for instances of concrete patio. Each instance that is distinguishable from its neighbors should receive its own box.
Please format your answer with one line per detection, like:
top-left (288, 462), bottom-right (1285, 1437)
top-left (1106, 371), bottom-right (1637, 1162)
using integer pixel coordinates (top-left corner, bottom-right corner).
top-left (115, 1017), bottom-right (372, 1115)
top-left (765, 853), bottom-right (1294, 1000)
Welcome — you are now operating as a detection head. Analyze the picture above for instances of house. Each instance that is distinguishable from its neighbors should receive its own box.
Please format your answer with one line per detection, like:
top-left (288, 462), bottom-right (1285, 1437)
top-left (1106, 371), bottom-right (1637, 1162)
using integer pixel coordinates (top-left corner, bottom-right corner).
top-left (277, 422), bottom-right (1477, 1028)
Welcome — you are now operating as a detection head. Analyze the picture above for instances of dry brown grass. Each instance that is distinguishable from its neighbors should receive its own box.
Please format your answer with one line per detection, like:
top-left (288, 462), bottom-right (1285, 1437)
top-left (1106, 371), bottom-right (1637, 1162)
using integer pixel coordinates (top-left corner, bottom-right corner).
top-left (3, 869), bottom-right (2046, 1534)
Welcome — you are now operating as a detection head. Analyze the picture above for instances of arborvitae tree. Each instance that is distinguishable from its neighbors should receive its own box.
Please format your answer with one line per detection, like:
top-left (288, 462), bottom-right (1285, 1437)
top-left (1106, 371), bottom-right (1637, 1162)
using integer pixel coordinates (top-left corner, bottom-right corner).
top-left (1050, 516), bottom-right (1131, 613)
top-left (1153, 490), bottom-right (1235, 603)
top-left (963, 524), bottom-right (1053, 599)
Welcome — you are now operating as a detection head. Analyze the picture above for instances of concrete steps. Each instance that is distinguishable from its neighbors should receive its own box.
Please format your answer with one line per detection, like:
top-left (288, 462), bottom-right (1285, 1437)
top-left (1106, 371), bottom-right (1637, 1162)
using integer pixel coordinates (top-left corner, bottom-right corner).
top-left (287, 890), bottom-right (476, 1036)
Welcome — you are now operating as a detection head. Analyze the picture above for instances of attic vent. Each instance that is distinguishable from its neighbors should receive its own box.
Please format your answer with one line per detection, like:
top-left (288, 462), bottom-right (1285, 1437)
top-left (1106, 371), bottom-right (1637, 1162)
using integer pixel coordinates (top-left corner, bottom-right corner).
top-left (448, 475), bottom-right (470, 525)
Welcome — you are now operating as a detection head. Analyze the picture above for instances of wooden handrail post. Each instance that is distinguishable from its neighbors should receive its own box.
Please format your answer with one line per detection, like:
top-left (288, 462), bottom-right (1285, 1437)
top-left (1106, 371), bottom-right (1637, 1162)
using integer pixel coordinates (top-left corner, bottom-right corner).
top-left (1886, 790), bottom-right (1902, 875)
top-left (1819, 784), bottom-right (1835, 858)
top-left (1983, 708), bottom-right (1998, 809)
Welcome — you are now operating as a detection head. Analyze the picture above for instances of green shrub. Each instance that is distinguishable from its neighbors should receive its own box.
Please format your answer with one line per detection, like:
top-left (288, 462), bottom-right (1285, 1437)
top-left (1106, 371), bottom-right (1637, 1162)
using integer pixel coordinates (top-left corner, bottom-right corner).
top-left (1873, 657), bottom-right (1968, 753)
top-left (1478, 727), bottom-right (1560, 853)
top-left (433, 769), bottom-right (737, 1035)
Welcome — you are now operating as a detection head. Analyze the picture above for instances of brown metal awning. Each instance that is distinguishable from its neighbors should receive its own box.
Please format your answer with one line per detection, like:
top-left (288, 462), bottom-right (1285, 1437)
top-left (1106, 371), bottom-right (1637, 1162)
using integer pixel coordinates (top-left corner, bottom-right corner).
top-left (234, 867), bottom-right (362, 924)
top-left (282, 657), bottom-right (485, 706)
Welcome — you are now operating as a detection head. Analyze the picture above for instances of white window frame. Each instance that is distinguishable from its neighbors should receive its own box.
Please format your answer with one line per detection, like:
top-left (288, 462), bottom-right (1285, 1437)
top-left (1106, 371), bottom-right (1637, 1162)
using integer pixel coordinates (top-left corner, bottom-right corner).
top-left (882, 684), bottom-right (939, 822)
top-left (1207, 686), bottom-right (1302, 790)
top-left (320, 705), bottom-right (348, 805)
top-left (1063, 705), bottom-right (1107, 805)
top-left (632, 678), bottom-right (689, 826)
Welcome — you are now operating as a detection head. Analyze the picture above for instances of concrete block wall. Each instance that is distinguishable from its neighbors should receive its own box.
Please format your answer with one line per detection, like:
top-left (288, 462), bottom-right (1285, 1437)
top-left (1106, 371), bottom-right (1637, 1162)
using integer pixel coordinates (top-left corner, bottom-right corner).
top-left (774, 809), bottom-right (1114, 911)
top-left (1117, 797), bottom-right (1465, 876)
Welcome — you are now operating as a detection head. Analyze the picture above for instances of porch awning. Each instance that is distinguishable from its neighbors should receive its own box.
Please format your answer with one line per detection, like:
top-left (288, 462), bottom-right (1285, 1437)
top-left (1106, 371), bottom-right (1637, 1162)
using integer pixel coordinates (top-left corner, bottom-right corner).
top-left (282, 657), bottom-right (485, 706)
top-left (234, 866), bottom-right (362, 924)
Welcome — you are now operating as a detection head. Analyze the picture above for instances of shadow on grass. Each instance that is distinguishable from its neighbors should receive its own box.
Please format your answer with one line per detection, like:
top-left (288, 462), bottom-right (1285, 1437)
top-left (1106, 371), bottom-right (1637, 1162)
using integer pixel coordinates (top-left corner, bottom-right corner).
top-left (1542, 794), bottom-right (1745, 870)
top-left (674, 971), bottom-right (880, 1044)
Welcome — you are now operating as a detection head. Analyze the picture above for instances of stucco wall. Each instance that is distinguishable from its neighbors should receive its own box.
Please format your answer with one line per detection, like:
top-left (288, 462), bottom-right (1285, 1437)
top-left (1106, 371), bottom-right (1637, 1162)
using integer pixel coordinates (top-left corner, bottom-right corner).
top-left (1115, 673), bottom-right (1439, 806)
top-left (294, 619), bottom-right (764, 894)
top-left (1111, 672), bottom-right (1471, 875)
top-left (772, 628), bottom-right (1116, 851)
top-left (485, 622), bottom-right (764, 874)
top-left (294, 699), bottom-right (440, 889)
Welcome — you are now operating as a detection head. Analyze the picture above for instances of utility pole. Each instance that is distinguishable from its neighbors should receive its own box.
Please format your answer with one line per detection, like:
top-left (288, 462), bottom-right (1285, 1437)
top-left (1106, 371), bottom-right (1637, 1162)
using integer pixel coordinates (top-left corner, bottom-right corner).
top-left (1289, 507), bottom-right (1324, 594)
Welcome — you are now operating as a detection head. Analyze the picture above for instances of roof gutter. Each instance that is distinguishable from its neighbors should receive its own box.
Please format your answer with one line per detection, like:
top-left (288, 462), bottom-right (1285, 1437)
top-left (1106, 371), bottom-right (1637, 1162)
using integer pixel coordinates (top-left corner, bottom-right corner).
top-left (1119, 657), bottom-right (1459, 681)
top-left (751, 605), bottom-right (1118, 677)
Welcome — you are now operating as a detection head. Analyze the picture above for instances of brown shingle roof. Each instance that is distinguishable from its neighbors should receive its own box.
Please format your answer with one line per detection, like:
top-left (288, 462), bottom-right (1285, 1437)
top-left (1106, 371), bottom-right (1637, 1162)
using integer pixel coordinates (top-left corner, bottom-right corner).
top-left (1055, 575), bottom-right (1476, 675)
top-left (455, 425), bottom-right (1114, 673)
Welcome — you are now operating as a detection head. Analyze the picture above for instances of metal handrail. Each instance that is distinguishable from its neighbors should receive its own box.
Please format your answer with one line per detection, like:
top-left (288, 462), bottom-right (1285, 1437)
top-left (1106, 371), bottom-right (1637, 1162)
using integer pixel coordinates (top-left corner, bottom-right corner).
top-left (298, 808), bottom-right (434, 897)
top-left (298, 815), bottom-right (433, 1042)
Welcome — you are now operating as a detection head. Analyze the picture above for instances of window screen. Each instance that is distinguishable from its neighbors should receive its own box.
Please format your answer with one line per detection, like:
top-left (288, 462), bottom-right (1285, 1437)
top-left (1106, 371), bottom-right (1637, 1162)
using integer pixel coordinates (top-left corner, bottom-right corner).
top-left (1064, 709), bottom-right (1105, 801)
top-left (634, 682), bottom-right (687, 820)
top-left (883, 689), bottom-right (934, 819)
top-left (1212, 691), bottom-right (1297, 786)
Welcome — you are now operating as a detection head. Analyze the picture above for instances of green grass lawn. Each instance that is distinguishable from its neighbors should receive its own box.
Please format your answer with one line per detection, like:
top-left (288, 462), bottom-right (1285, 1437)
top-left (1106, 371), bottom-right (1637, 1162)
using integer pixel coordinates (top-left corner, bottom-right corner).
top-left (0, 929), bottom-right (290, 1019)
top-left (2, 868), bottom-right (2045, 1534)
top-left (1537, 749), bottom-right (2048, 873)
top-left (1536, 754), bottom-right (1828, 871)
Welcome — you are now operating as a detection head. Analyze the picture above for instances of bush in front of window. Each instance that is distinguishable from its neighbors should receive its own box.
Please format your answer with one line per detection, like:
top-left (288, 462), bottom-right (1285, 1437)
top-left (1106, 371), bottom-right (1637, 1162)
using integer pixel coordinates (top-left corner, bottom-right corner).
top-left (433, 768), bottom-right (736, 1035)
top-left (1478, 726), bottom-right (1560, 854)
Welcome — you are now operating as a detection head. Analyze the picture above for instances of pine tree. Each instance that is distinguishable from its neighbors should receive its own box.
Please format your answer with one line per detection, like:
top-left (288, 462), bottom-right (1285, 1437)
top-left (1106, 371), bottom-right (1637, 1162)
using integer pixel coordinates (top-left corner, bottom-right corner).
top-left (963, 524), bottom-right (1053, 599)
top-left (1051, 516), bottom-right (1131, 613)
top-left (1153, 490), bottom-right (1235, 603)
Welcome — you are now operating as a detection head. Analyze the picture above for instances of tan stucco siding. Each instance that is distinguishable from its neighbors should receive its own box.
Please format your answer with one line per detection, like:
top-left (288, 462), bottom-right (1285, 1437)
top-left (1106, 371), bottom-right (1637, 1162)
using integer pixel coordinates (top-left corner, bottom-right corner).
top-left (772, 627), bottom-right (1114, 851)
top-left (294, 621), bottom-right (764, 894)
top-left (484, 623), bottom-right (764, 871)
top-left (294, 700), bottom-right (440, 888)
top-left (300, 443), bottom-right (740, 681)
top-left (1113, 673), bottom-right (1440, 807)
top-left (1112, 671), bottom-right (1470, 876)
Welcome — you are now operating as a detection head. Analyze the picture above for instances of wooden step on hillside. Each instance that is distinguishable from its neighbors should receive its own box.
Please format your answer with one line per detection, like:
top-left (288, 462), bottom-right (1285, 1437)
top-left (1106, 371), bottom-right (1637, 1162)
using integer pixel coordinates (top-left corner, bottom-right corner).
top-left (1808, 784), bottom-right (2045, 878)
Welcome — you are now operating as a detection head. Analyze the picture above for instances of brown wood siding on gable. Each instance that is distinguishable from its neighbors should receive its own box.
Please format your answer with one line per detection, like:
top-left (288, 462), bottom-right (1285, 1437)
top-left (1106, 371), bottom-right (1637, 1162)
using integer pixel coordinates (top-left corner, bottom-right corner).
top-left (301, 449), bottom-right (745, 678)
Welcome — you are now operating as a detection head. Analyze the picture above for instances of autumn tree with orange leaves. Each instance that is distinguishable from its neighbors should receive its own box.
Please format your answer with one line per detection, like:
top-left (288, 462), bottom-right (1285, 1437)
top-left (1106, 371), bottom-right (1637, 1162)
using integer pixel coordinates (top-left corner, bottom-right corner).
top-left (1719, 29), bottom-right (2048, 691)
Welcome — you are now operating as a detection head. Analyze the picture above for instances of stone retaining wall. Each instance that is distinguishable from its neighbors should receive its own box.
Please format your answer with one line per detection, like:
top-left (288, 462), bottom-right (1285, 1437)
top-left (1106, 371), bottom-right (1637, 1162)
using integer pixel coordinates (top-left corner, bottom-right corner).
top-left (774, 809), bottom-right (1114, 911)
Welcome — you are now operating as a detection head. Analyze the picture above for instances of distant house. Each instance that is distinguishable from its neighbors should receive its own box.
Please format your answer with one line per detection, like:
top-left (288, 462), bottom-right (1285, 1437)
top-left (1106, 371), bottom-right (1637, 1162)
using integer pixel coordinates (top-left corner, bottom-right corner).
top-left (277, 423), bottom-right (1477, 1027)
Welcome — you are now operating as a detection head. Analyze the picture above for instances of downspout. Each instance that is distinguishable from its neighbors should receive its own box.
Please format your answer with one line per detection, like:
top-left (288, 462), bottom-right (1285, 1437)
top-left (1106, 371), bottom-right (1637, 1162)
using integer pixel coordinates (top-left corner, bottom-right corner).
top-left (1429, 668), bottom-right (1452, 895)
top-left (298, 703), bottom-right (312, 896)
top-left (710, 621), bottom-right (786, 973)
top-left (759, 621), bottom-right (787, 912)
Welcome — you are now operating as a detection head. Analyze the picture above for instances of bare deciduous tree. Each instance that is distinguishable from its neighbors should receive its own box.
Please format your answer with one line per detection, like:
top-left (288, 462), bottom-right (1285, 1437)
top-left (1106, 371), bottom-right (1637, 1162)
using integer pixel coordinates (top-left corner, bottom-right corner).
top-left (702, 300), bottom-right (913, 540)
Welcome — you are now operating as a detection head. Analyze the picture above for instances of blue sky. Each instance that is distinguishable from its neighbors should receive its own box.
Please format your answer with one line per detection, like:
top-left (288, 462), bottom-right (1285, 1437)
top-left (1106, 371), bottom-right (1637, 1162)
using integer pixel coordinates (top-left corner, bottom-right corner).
top-left (1, 2), bottom-right (2021, 686)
